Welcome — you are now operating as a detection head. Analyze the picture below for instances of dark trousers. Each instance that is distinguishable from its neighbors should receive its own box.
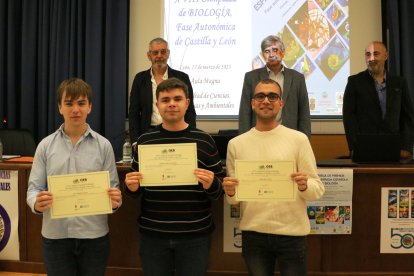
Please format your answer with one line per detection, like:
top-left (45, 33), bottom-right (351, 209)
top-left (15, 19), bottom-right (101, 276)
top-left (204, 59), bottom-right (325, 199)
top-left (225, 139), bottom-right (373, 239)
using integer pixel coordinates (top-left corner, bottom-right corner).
top-left (242, 231), bottom-right (307, 276)
top-left (42, 234), bottom-right (109, 276)
top-left (139, 233), bottom-right (212, 276)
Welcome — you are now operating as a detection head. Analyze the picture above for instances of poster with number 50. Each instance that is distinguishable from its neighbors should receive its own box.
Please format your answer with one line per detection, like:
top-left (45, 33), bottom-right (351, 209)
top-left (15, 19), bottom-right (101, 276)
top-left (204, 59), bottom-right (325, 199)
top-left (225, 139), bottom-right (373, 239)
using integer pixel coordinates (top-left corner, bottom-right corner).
top-left (380, 187), bottom-right (414, 253)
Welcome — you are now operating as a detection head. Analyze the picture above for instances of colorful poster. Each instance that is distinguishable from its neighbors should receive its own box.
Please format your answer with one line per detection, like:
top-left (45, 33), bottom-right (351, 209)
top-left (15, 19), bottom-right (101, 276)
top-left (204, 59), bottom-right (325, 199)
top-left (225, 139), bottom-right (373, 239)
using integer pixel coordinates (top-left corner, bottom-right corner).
top-left (0, 170), bottom-right (19, 260)
top-left (380, 187), bottom-right (414, 253)
top-left (307, 169), bottom-right (353, 234)
top-left (223, 168), bottom-right (353, 252)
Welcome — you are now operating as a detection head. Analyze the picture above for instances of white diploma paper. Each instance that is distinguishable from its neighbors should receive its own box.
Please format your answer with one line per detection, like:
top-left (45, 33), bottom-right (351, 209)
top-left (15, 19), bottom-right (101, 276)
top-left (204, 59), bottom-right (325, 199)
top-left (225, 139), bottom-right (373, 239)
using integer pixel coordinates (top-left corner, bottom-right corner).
top-left (138, 143), bottom-right (198, 186)
top-left (48, 171), bottom-right (112, 219)
top-left (235, 160), bottom-right (296, 201)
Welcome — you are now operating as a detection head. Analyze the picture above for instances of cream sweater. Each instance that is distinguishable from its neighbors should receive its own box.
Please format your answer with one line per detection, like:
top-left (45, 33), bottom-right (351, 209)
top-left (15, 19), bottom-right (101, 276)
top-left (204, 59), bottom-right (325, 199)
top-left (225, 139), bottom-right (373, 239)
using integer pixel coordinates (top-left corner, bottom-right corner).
top-left (226, 125), bottom-right (324, 236)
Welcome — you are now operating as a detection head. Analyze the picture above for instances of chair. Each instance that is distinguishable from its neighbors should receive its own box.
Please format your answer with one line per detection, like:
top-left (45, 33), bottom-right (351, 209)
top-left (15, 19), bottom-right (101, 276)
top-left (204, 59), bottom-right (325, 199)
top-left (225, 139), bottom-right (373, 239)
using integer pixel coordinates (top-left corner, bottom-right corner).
top-left (213, 129), bottom-right (238, 162)
top-left (0, 129), bottom-right (37, 156)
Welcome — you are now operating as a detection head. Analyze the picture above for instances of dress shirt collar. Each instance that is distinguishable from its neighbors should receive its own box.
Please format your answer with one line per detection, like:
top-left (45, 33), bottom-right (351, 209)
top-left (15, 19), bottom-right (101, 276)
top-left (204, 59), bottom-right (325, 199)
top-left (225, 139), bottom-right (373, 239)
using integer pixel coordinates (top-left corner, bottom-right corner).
top-left (266, 65), bottom-right (284, 75)
top-left (57, 123), bottom-right (95, 140)
top-left (150, 66), bottom-right (169, 80)
top-left (368, 70), bottom-right (387, 83)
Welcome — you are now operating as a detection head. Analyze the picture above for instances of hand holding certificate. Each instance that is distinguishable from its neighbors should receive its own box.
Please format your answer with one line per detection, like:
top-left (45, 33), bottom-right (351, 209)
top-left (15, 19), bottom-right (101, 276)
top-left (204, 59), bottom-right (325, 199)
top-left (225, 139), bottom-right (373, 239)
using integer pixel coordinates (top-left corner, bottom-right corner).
top-left (138, 143), bottom-right (198, 186)
top-left (235, 160), bottom-right (296, 201)
top-left (48, 171), bottom-right (112, 219)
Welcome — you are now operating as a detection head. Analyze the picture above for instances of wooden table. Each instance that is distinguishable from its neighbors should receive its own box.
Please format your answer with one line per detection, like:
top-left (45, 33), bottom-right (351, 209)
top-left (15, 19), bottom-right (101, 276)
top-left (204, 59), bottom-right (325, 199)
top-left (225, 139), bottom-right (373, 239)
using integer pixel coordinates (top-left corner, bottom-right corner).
top-left (1, 161), bottom-right (414, 275)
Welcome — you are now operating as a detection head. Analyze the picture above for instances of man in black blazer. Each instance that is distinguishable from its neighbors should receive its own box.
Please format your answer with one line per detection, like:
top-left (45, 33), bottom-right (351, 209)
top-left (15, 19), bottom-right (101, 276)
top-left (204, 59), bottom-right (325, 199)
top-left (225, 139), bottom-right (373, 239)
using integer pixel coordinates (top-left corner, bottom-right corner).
top-left (343, 41), bottom-right (414, 159)
top-left (128, 37), bottom-right (196, 143)
top-left (238, 35), bottom-right (311, 137)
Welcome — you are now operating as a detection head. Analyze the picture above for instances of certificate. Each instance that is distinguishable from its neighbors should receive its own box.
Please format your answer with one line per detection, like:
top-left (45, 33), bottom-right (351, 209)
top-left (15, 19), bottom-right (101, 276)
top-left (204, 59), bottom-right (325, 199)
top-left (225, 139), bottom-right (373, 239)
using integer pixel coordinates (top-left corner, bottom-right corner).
top-left (235, 160), bottom-right (296, 201)
top-left (138, 143), bottom-right (198, 186)
top-left (48, 171), bottom-right (112, 219)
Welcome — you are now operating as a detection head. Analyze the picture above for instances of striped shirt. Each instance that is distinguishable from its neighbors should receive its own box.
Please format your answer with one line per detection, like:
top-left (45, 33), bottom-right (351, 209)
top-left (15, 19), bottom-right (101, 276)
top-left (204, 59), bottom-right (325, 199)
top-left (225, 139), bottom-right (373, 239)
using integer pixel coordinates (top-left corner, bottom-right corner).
top-left (126, 125), bottom-right (225, 237)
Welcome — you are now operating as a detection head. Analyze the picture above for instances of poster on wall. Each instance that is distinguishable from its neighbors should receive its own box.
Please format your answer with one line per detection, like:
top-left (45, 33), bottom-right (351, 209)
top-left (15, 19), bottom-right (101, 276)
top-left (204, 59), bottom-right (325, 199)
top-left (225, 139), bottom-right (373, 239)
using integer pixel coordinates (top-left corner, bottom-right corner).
top-left (307, 168), bottom-right (353, 234)
top-left (223, 168), bottom-right (353, 252)
top-left (0, 170), bottom-right (20, 260)
top-left (380, 187), bottom-right (414, 253)
top-left (223, 200), bottom-right (242, 253)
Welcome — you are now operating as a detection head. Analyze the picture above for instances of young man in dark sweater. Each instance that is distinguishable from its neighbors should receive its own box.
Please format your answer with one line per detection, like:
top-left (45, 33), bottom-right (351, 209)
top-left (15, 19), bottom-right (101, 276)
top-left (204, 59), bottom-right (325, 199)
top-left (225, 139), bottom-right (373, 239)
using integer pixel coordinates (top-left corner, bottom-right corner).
top-left (124, 77), bottom-right (224, 275)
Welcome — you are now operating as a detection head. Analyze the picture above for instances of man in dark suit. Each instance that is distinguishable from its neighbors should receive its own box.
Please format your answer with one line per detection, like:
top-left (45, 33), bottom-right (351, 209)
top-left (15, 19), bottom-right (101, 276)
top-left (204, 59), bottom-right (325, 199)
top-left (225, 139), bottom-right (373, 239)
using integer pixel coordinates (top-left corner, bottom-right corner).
top-left (128, 37), bottom-right (196, 143)
top-left (238, 35), bottom-right (311, 137)
top-left (343, 41), bottom-right (414, 159)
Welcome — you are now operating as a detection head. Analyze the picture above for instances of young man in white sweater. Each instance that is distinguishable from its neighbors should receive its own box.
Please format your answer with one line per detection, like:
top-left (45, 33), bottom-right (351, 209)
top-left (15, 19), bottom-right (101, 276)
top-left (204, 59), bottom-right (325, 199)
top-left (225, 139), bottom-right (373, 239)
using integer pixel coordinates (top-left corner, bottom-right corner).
top-left (223, 78), bottom-right (324, 276)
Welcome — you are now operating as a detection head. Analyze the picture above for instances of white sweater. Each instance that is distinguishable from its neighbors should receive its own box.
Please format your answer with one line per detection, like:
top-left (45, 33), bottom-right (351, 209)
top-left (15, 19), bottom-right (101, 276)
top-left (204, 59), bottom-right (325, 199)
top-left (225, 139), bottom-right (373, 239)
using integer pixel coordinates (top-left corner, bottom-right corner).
top-left (226, 125), bottom-right (324, 236)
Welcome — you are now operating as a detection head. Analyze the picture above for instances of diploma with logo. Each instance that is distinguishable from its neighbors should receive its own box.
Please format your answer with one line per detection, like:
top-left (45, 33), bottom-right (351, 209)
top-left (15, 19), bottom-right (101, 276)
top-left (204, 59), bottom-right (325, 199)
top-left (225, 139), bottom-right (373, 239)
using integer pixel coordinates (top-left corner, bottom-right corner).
top-left (138, 143), bottom-right (198, 186)
top-left (48, 171), bottom-right (112, 219)
top-left (235, 160), bottom-right (296, 201)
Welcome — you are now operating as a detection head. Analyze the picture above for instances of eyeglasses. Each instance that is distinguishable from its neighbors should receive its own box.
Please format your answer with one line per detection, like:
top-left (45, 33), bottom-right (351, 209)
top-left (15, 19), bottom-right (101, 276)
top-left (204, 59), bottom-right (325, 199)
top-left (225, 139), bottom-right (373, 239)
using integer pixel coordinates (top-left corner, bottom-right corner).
top-left (149, 49), bottom-right (169, 56)
top-left (263, 47), bottom-right (280, 55)
top-left (253, 92), bottom-right (281, 102)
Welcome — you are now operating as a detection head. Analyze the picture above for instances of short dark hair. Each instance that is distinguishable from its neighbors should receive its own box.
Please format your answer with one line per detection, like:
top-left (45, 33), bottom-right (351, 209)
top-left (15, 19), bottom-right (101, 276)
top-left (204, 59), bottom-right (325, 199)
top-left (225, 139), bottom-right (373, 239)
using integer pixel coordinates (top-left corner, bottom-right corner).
top-left (57, 78), bottom-right (92, 105)
top-left (256, 79), bottom-right (283, 97)
top-left (156, 78), bottom-right (189, 99)
top-left (261, 35), bottom-right (285, 53)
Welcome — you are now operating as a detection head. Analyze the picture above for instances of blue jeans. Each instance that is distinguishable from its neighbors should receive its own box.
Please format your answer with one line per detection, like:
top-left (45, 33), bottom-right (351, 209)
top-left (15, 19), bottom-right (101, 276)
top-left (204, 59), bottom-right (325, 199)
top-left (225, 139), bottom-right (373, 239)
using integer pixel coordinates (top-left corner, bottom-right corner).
top-left (242, 231), bottom-right (307, 276)
top-left (42, 234), bottom-right (109, 276)
top-left (139, 233), bottom-right (212, 276)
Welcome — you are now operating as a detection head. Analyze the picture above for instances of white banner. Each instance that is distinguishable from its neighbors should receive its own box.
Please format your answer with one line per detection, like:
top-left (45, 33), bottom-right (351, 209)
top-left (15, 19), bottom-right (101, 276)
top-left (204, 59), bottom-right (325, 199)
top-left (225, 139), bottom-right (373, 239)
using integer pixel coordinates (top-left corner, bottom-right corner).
top-left (0, 170), bottom-right (20, 260)
top-left (223, 199), bottom-right (242, 252)
top-left (165, 0), bottom-right (350, 117)
top-left (380, 187), bottom-right (414, 253)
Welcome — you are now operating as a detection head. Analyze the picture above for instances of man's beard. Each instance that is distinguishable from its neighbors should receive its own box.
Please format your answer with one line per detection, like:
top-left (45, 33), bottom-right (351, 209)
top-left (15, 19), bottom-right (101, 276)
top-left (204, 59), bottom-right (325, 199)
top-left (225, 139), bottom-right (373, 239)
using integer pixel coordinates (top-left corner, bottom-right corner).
top-left (368, 61), bottom-right (380, 74)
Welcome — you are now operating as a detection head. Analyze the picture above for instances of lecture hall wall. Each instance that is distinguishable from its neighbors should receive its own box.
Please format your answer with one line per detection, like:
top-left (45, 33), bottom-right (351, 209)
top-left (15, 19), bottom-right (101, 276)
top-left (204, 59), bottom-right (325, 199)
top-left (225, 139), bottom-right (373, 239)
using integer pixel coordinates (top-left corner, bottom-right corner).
top-left (128, 0), bottom-right (382, 137)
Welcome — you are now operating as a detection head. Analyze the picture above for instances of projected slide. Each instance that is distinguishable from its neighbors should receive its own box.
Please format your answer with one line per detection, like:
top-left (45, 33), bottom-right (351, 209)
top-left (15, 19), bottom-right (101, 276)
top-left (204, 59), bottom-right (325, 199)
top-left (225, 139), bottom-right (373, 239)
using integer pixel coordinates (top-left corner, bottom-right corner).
top-left (164, 0), bottom-right (349, 117)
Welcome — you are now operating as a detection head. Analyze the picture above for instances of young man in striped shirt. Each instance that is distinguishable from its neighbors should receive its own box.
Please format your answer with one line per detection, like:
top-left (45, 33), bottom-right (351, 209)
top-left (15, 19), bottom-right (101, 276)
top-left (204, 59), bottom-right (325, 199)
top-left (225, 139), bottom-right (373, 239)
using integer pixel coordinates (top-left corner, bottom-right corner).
top-left (124, 77), bottom-right (224, 275)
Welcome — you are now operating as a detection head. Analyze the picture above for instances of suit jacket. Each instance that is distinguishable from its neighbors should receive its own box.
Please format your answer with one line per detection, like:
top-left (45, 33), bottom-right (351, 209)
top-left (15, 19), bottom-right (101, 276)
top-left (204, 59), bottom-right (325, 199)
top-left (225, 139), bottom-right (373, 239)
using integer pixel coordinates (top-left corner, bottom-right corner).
top-left (342, 69), bottom-right (414, 152)
top-left (238, 67), bottom-right (311, 137)
top-left (128, 66), bottom-right (197, 143)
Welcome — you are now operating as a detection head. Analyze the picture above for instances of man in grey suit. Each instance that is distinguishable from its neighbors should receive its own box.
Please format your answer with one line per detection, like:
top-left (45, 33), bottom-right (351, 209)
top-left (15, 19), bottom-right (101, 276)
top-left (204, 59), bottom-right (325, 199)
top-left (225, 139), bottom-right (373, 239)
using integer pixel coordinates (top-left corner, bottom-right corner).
top-left (238, 35), bottom-right (311, 137)
top-left (343, 41), bottom-right (414, 159)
